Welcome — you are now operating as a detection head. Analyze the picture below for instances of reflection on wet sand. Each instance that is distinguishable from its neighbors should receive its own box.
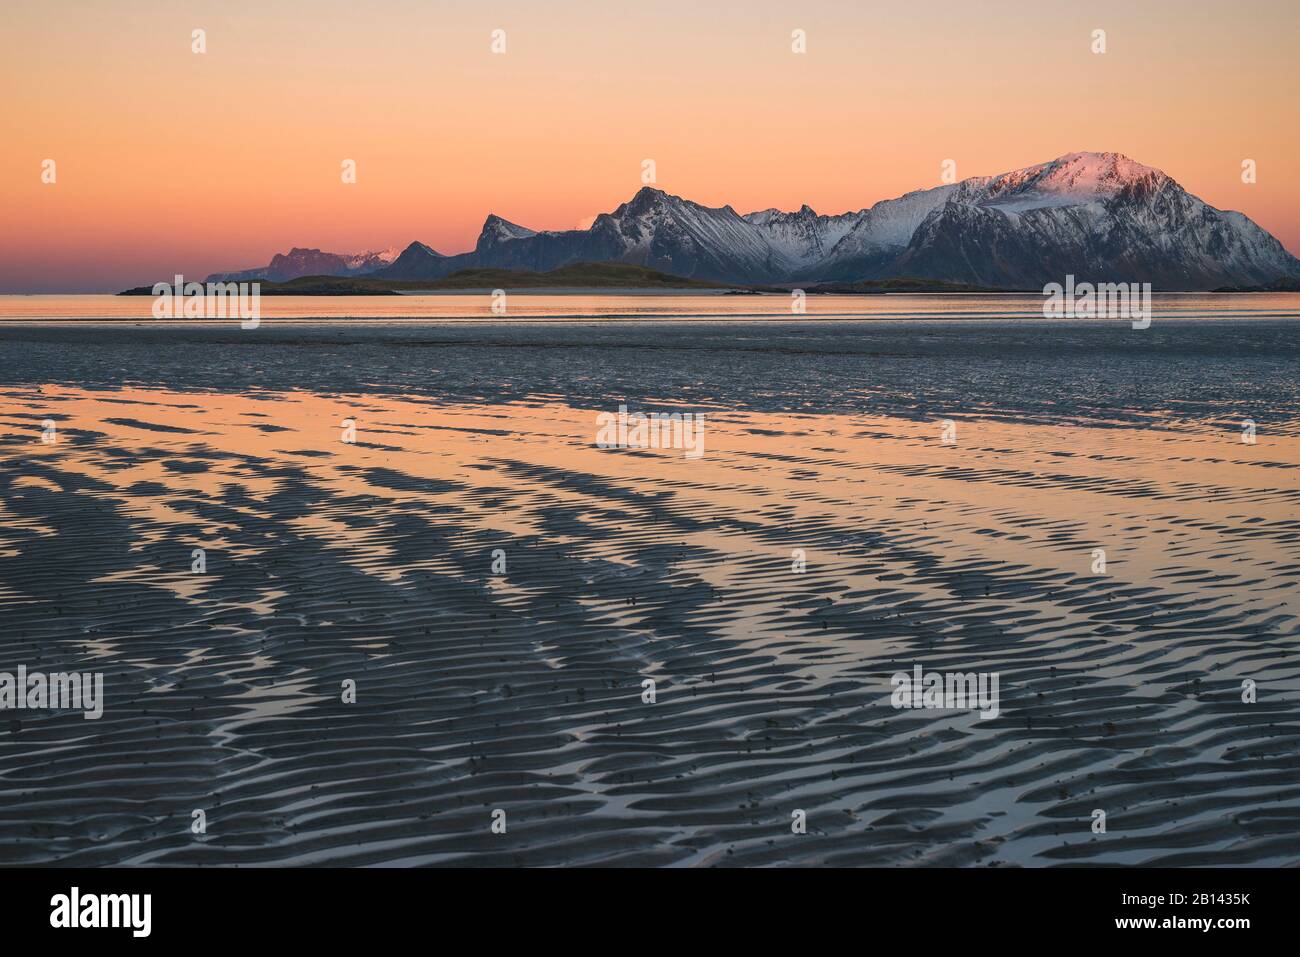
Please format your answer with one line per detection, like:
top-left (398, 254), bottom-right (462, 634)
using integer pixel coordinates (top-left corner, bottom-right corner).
top-left (2, 384), bottom-right (1296, 865)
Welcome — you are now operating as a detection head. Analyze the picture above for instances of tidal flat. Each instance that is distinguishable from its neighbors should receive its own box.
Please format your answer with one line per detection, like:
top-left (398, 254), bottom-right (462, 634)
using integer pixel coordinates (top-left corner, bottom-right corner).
top-left (1, 315), bottom-right (1297, 866)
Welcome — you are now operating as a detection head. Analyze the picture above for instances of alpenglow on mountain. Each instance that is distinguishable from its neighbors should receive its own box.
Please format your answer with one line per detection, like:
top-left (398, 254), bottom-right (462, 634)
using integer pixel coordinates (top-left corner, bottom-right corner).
top-left (207, 247), bottom-right (401, 283)
top-left (225, 154), bottom-right (1300, 290)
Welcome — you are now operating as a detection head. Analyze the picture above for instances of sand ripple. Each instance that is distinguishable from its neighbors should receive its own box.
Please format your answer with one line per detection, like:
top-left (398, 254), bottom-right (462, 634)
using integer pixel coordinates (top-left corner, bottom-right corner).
top-left (1, 322), bottom-right (1298, 866)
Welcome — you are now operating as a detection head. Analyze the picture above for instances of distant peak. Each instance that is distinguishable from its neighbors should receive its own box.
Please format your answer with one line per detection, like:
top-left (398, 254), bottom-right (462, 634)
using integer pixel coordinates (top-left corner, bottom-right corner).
top-left (743, 204), bottom-right (819, 223)
top-left (980, 151), bottom-right (1169, 207)
top-left (402, 241), bottom-right (443, 258)
top-left (625, 185), bottom-right (679, 214)
top-left (476, 214), bottom-right (536, 250)
top-left (480, 212), bottom-right (534, 232)
top-left (1048, 151), bottom-right (1161, 180)
top-left (1055, 150), bottom-right (1137, 164)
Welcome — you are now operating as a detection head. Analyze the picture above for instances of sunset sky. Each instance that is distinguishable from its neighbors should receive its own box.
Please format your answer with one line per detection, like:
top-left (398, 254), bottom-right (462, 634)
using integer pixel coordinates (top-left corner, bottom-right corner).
top-left (2, 0), bottom-right (1297, 292)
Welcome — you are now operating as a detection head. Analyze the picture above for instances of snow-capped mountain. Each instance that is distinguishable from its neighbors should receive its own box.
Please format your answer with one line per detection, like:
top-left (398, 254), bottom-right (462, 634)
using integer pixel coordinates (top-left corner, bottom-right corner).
top-left (581, 187), bottom-right (786, 282)
top-left (380, 241), bottom-right (451, 279)
top-left (249, 153), bottom-right (1300, 289)
top-left (381, 188), bottom-right (791, 283)
top-left (206, 246), bottom-right (401, 283)
top-left (743, 205), bottom-right (863, 270)
top-left (886, 152), bottom-right (1299, 289)
top-left (813, 185), bottom-right (958, 281)
top-left (476, 214), bottom-right (537, 251)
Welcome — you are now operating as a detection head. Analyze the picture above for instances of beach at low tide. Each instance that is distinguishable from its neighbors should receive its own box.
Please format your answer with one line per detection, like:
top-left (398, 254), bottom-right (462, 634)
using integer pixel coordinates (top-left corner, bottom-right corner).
top-left (1, 312), bottom-right (1297, 866)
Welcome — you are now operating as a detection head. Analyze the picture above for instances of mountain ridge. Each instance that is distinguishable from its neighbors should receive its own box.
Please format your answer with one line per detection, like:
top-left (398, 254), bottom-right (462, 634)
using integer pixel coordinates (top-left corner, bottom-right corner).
top-left (207, 246), bottom-right (401, 283)
top-left (209, 154), bottom-right (1300, 291)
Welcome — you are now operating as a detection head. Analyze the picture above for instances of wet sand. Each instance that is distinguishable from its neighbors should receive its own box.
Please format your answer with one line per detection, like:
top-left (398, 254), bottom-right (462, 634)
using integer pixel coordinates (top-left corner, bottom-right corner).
top-left (1, 319), bottom-right (1298, 866)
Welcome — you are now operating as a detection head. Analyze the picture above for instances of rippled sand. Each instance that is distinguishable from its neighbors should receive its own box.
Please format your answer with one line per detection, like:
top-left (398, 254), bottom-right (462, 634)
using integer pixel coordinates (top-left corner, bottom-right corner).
top-left (1, 320), bottom-right (1298, 866)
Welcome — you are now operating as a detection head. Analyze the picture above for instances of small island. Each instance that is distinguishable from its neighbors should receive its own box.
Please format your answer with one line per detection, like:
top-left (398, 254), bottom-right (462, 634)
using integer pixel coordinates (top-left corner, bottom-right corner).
top-left (120, 262), bottom-right (1012, 296)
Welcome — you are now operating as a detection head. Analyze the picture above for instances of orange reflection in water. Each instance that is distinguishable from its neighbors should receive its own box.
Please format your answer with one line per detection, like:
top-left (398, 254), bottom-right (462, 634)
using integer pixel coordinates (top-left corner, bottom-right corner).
top-left (10, 385), bottom-right (1297, 651)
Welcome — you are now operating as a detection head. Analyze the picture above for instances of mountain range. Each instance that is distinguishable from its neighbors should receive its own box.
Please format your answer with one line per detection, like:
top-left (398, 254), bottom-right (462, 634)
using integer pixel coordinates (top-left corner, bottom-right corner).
top-left (206, 153), bottom-right (1300, 291)
top-left (207, 247), bottom-right (401, 283)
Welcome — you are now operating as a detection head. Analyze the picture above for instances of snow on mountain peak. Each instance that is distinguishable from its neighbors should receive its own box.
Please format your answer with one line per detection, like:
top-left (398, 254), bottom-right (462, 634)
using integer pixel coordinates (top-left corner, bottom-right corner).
top-left (743, 203), bottom-right (822, 222)
top-left (744, 208), bottom-right (783, 226)
top-left (399, 241), bottom-right (444, 260)
top-left (342, 246), bottom-right (403, 268)
top-left (206, 245), bottom-right (412, 282)
top-left (978, 151), bottom-right (1168, 212)
top-left (240, 150), bottom-right (1299, 290)
top-left (476, 214), bottom-right (538, 250)
top-left (633, 186), bottom-right (668, 200)
top-left (742, 203), bottom-right (865, 267)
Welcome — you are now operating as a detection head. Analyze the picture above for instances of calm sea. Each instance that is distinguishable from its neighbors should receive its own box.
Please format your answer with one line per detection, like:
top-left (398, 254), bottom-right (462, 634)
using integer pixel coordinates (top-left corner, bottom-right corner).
top-left (0, 291), bottom-right (1297, 321)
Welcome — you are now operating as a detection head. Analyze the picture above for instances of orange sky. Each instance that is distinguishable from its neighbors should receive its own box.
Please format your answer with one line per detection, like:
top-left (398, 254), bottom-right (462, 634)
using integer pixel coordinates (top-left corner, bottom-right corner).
top-left (2, 0), bottom-right (1297, 292)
